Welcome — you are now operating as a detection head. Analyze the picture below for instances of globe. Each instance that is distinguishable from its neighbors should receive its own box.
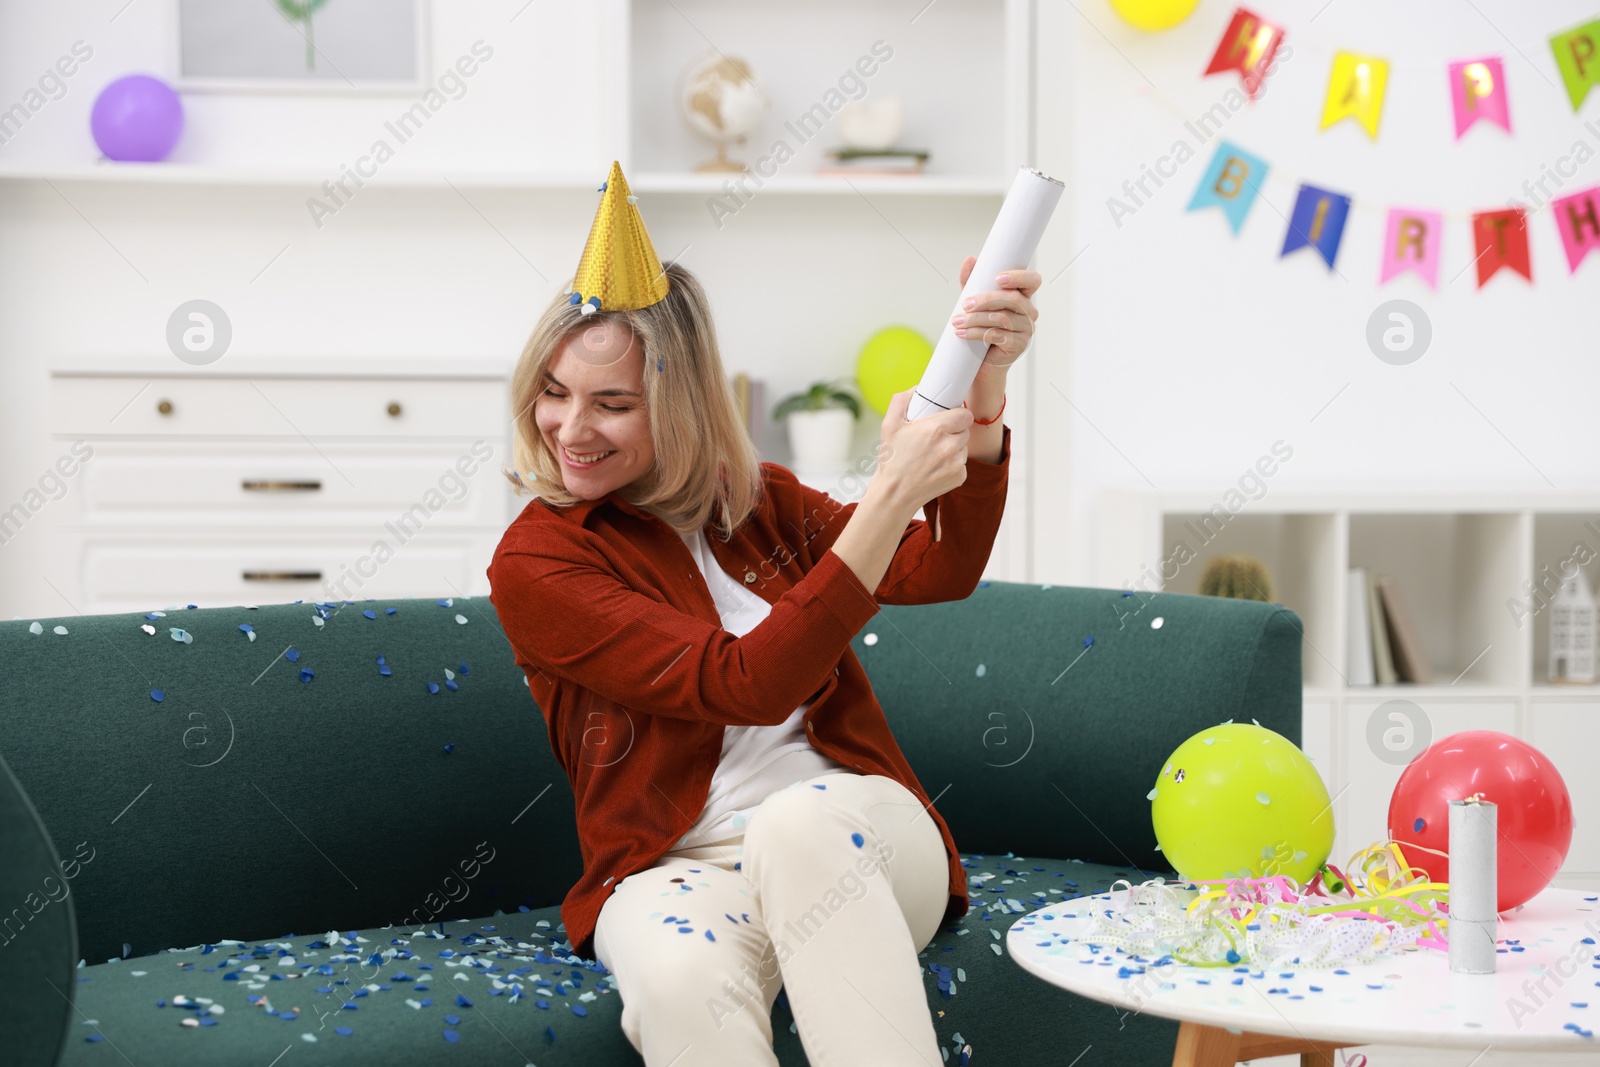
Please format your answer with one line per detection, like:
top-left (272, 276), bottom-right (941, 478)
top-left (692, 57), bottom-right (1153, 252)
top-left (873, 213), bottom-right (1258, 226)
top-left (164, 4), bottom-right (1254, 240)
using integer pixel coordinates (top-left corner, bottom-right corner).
top-left (678, 52), bottom-right (768, 172)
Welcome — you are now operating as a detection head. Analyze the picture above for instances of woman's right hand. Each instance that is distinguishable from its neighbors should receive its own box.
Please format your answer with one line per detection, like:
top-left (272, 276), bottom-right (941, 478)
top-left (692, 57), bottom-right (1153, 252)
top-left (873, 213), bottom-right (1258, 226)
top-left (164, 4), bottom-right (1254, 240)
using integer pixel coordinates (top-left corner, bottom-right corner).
top-left (872, 388), bottom-right (973, 510)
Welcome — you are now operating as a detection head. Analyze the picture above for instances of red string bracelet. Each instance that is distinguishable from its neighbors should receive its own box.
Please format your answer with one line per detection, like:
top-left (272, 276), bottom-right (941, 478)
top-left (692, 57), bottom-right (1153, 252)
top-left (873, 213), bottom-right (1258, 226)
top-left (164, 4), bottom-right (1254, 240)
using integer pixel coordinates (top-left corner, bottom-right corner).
top-left (962, 394), bottom-right (1006, 426)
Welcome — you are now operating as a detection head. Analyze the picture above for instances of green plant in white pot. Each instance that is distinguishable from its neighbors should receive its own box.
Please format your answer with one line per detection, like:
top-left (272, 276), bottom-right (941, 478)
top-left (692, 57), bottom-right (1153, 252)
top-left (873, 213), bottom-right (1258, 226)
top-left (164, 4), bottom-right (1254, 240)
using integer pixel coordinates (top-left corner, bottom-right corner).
top-left (771, 379), bottom-right (862, 471)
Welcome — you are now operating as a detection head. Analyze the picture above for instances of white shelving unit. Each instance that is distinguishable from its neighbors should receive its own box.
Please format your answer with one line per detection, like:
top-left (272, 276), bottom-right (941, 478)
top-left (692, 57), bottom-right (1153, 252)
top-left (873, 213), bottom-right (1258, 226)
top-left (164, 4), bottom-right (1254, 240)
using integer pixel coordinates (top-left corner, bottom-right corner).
top-left (1096, 488), bottom-right (1600, 891)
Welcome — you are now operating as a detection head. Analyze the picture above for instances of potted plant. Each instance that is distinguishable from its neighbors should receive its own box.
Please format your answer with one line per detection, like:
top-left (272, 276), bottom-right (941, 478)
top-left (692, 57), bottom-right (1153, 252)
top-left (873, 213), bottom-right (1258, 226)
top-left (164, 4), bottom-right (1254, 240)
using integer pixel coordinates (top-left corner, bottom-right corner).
top-left (771, 378), bottom-right (863, 470)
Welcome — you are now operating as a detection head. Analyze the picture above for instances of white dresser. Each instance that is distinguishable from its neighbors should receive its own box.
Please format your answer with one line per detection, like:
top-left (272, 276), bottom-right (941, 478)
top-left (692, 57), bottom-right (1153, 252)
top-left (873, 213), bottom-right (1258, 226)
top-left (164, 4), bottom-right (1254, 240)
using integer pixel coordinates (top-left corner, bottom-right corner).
top-left (45, 356), bottom-right (516, 614)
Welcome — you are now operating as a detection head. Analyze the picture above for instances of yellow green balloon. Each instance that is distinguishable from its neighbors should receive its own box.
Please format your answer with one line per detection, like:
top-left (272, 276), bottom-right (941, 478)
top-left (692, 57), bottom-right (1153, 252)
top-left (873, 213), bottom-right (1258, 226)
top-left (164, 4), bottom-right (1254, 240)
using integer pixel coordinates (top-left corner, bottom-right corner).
top-left (855, 326), bottom-right (933, 415)
top-left (1108, 0), bottom-right (1200, 32)
top-left (1149, 722), bottom-right (1334, 885)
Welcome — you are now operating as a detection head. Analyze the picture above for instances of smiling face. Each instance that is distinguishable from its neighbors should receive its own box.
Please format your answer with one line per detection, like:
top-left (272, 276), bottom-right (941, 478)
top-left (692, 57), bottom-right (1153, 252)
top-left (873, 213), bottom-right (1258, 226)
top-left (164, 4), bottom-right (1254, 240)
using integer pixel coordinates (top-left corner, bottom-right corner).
top-left (534, 319), bottom-right (655, 500)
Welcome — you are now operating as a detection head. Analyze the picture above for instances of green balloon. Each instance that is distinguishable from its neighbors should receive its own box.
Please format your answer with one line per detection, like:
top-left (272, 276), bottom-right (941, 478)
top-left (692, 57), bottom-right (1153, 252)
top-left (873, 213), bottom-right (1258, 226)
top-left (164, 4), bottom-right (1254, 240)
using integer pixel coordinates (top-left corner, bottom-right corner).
top-left (856, 326), bottom-right (933, 415)
top-left (1149, 722), bottom-right (1334, 885)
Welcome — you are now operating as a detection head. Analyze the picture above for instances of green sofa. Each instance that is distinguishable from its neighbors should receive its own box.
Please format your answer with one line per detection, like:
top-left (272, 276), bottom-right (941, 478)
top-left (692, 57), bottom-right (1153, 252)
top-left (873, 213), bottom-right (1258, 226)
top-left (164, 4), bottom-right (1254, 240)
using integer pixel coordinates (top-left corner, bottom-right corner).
top-left (0, 581), bottom-right (1302, 1066)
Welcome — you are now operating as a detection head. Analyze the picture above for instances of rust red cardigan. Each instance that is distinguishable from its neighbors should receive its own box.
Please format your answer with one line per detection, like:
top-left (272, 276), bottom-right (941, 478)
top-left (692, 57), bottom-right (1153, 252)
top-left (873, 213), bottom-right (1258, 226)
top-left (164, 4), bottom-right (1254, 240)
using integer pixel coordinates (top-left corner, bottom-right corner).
top-left (486, 425), bottom-right (1010, 960)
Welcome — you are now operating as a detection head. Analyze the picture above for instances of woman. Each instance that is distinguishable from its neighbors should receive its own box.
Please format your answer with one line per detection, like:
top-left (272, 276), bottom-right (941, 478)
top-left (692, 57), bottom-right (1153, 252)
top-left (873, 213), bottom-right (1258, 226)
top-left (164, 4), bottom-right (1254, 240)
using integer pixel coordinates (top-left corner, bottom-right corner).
top-left (487, 162), bottom-right (1039, 1066)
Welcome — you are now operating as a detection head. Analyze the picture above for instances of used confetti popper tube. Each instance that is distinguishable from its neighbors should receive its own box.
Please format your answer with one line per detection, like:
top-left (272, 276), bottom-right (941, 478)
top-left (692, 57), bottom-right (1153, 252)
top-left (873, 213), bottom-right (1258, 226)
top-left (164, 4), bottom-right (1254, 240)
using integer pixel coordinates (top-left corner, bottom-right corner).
top-left (1448, 797), bottom-right (1498, 974)
top-left (906, 166), bottom-right (1064, 423)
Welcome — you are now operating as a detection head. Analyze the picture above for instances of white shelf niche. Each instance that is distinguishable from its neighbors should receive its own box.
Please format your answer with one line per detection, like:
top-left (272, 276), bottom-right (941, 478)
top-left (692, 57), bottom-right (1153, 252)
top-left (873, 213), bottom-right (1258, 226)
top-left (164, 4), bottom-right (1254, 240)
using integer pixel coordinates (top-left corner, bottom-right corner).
top-left (1347, 512), bottom-right (1528, 689)
top-left (1156, 510), bottom-right (1343, 689)
top-left (625, 0), bottom-right (1029, 185)
top-left (1530, 511), bottom-right (1600, 687)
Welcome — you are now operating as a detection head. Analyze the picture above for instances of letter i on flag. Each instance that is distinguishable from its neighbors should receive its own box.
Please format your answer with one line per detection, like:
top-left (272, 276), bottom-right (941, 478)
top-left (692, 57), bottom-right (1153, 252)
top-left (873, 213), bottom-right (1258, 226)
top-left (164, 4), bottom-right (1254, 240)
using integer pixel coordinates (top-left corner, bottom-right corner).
top-left (1281, 184), bottom-right (1351, 270)
top-left (1551, 18), bottom-right (1600, 111)
top-left (1448, 57), bottom-right (1511, 138)
top-left (1320, 52), bottom-right (1390, 138)
top-left (1552, 185), bottom-right (1600, 273)
top-left (1470, 209), bottom-right (1532, 287)
top-left (1187, 141), bottom-right (1269, 234)
top-left (1380, 208), bottom-right (1443, 288)
top-left (1204, 7), bottom-right (1286, 100)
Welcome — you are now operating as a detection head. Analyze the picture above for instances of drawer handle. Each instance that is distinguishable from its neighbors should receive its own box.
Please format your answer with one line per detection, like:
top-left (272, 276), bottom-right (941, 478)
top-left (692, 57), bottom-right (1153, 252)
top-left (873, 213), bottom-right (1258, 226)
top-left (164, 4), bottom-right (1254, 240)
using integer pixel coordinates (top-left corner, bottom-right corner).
top-left (242, 570), bottom-right (322, 582)
top-left (387, 401), bottom-right (402, 417)
top-left (241, 480), bottom-right (323, 492)
top-left (157, 399), bottom-right (173, 415)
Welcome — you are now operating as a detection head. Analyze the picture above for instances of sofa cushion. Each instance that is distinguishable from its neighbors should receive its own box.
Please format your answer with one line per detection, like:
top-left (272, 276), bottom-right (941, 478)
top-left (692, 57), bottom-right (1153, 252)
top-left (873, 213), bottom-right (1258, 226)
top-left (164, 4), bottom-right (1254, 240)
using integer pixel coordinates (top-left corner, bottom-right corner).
top-left (56, 854), bottom-right (1178, 1066)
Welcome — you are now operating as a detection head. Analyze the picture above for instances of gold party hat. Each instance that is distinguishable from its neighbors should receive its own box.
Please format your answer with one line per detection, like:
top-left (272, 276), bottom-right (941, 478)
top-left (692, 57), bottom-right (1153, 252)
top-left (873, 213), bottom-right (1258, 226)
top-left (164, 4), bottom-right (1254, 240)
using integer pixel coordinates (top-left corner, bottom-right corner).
top-left (567, 161), bottom-right (670, 316)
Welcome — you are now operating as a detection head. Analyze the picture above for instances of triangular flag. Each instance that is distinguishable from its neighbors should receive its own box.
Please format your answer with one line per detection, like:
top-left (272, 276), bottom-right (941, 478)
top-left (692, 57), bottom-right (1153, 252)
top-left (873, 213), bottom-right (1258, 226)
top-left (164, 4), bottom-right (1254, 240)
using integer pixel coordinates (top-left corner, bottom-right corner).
top-left (1187, 141), bottom-right (1269, 234)
top-left (1281, 184), bottom-right (1351, 271)
top-left (1379, 208), bottom-right (1443, 289)
top-left (1551, 19), bottom-right (1600, 112)
top-left (1204, 7), bottom-right (1286, 100)
top-left (1552, 185), bottom-right (1600, 273)
top-left (1471, 209), bottom-right (1532, 287)
top-left (1320, 52), bottom-right (1389, 138)
top-left (1448, 57), bottom-right (1511, 138)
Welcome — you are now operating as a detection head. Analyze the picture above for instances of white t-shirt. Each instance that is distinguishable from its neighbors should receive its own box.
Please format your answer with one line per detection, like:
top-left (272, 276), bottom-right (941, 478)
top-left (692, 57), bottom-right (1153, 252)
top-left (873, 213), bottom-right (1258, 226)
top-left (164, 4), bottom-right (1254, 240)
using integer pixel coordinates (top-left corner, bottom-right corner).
top-left (670, 525), bottom-right (849, 849)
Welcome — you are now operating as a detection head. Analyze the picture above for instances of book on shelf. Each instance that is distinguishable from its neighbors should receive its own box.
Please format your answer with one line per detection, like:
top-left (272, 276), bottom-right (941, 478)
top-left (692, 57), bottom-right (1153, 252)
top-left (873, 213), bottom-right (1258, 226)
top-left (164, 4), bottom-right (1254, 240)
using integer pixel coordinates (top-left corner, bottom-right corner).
top-left (1347, 567), bottom-right (1376, 686)
top-left (1366, 568), bottom-right (1399, 685)
top-left (815, 147), bottom-right (929, 177)
top-left (1377, 575), bottom-right (1435, 684)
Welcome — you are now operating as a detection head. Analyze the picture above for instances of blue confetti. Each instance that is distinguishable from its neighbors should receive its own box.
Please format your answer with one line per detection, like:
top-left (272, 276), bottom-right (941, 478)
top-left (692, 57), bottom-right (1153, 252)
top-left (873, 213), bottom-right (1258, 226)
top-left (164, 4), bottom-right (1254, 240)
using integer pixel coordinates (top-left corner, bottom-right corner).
top-left (427, 682), bottom-right (440, 694)
top-left (813, 784), bottom-right (827, 789)
top-left (1414, 817), bottom-right (1425, 832)
top-left (239, 623), bottom-right (253, 633)
top-left (1083, 636), bottom-right (1094, 647)
top-left (150, 689), bottom-right (164, 702)
top-left (443, 1029), bottom-right (459, 1043)
top-left (85, 1034), bottom-right (103, 1043)
top-left (445, 1014), bottom-right (461, 1024)
top-left (458, 663), bottom-right (470, 674)
top-left (572, 1003), bottom-right (588, 1017)
top-left (705, 929), bottom-right (716, 942)
top-left (444, 744), bottom-right (455, 754)
top-left (363, 609), bottom-right (376, 619)
top-left (286, 648), bottom-right (300, 662)
top-left (386, 608), bottom-right (397, 614)
top-left (456, 995), bottom-right (472, 1008)
top-left (336, 1026), bottom-right (352, 1036)
top-left (300, 667), bottom-right (315, 683)
top-left (851, 833), bottom-right (865, 848)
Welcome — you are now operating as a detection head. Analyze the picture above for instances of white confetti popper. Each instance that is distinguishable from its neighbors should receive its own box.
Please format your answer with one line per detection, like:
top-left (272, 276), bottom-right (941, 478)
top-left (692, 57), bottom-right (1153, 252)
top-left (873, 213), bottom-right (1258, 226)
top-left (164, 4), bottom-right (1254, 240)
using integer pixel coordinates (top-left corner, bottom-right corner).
top-left (906, 166), bottom-right (1064, 423)
top-left (1448, 796), bottom-right (1498, 974)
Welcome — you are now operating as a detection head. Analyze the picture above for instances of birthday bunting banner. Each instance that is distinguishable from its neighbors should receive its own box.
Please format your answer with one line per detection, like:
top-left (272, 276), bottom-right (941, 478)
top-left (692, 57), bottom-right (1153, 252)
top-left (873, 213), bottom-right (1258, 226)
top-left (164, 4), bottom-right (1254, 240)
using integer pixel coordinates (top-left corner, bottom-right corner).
top-left (1195, 6), bottom-right (1600, 136)
top-left (1172, 8), bottom-right (1600, 289)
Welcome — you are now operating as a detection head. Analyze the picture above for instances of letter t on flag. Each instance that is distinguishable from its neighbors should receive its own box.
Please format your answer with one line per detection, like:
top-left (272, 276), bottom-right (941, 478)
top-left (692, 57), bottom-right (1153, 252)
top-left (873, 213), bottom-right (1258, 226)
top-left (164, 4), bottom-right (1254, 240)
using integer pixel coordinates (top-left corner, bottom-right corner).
top-left (1380, 208), bottom-right (1443, 288)
top-left (1204, 7), bottom-right (1286, 100)
top-left (1187, 141), bottom-right (1269, 234)
top-left (1470, 209), bottom-right (1531, 287)
top-left (1551, 18), bottom-right (1600, 111)
top-left (1552, 185), bottom-right (1600, 274)
top-left (1281, 184), bottom-right (1351, 271)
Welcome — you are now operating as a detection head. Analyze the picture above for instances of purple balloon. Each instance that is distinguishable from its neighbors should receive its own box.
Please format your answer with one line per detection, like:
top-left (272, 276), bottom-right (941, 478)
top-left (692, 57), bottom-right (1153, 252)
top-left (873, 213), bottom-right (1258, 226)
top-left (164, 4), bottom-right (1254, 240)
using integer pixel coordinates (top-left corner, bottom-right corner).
top-left (91, 74), bottom-right (183, 162)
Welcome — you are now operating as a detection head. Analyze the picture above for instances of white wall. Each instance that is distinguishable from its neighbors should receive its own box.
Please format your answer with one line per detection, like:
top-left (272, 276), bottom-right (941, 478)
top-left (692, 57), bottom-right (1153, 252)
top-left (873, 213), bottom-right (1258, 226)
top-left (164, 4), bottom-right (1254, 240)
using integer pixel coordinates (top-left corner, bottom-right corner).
top-left (1035, 0), bottom-right (1600, 589)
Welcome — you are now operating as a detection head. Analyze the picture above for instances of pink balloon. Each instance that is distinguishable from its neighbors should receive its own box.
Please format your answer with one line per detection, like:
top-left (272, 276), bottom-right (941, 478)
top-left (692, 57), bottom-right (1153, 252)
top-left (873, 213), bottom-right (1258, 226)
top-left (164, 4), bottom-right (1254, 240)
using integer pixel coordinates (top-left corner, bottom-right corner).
top-left (1388, 730), bottom-right (1573, 912)
top-left (91, 74), bottom-right (183, 162)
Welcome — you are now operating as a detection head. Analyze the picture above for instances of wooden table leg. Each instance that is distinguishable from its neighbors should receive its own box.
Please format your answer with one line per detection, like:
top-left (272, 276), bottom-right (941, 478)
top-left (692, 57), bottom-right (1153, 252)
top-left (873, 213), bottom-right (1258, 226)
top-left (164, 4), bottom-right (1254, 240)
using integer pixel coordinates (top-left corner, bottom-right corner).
top-left (1173, 1024), bottom-right (1357, 1067)
top-left (1172, 1022), bottom-right (1240, 1067)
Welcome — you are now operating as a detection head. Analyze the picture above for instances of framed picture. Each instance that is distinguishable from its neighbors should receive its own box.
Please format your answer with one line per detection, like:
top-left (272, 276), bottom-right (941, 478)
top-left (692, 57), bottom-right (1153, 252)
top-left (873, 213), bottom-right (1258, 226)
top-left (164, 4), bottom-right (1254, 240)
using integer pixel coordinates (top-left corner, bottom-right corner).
top-left (174, 0), bottom-right (429, 93)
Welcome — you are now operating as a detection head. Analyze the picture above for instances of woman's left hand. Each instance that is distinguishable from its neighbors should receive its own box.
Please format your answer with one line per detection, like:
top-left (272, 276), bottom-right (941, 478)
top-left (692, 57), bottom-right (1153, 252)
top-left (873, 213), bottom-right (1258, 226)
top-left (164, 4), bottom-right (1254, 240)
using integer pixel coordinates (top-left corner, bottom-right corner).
top-left (952, 255), bottom-right (1041, 373)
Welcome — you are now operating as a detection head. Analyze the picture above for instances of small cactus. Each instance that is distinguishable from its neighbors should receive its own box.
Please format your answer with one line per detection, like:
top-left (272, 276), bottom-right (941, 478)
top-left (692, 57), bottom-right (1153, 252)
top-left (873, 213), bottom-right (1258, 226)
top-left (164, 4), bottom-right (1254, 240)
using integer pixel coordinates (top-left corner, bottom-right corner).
top-left (1198, 553), bottom-right (1275, 602)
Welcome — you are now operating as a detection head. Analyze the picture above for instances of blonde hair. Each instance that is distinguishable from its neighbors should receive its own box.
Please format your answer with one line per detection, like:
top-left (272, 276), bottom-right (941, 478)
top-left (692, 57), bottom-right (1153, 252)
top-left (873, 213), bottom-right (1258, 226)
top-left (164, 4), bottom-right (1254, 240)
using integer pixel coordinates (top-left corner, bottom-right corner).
top-left (503, 261), bottom-right (763, 542)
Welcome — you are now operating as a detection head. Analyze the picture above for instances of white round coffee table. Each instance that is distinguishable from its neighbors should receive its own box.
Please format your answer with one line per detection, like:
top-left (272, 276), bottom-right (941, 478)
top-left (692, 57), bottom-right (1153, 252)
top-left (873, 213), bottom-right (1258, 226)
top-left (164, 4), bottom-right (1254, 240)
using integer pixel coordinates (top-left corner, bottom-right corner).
top-left (1007, 885), bottom-right (1600, 1066)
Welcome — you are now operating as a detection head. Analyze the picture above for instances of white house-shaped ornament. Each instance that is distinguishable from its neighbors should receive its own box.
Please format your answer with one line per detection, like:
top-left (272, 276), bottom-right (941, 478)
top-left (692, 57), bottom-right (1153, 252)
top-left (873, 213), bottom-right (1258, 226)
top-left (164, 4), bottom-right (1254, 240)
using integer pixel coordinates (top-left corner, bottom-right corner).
top-left (1549, 563), bottom-right (1597, 683)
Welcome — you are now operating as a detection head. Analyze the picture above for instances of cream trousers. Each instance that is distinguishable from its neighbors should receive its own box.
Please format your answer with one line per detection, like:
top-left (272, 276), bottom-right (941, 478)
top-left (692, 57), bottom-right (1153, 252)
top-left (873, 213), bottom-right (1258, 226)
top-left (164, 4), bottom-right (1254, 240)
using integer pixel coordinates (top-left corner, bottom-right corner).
top-left (592, 771), bottom-right (950, 1066)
